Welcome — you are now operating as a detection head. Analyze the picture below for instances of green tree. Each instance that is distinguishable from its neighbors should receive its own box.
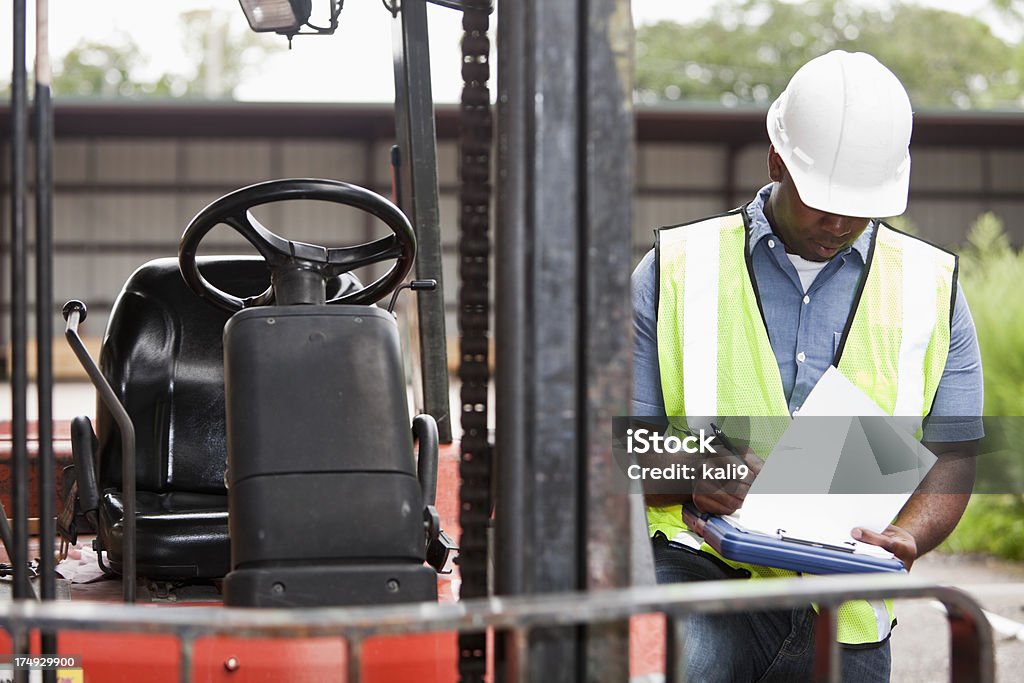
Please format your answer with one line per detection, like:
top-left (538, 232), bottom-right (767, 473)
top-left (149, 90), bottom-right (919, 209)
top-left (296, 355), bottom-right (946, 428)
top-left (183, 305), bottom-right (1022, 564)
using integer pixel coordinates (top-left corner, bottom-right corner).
top-left (179, 9), bottom-right (282, 99)
top-left (636, 0), bottom-right (1020, 109)
top-left (988, 0), bottom-right (1024, 31)
top-left (52, 35), bottom-right (177, 98)
top-left (51, 10), bottom-right (280, 99)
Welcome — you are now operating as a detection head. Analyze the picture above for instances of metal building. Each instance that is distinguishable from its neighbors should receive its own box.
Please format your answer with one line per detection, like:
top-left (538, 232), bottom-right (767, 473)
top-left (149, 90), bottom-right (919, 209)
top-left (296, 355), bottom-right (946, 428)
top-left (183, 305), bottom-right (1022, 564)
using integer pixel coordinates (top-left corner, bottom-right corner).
top-left (2, 101), bottom-right (1024, 371)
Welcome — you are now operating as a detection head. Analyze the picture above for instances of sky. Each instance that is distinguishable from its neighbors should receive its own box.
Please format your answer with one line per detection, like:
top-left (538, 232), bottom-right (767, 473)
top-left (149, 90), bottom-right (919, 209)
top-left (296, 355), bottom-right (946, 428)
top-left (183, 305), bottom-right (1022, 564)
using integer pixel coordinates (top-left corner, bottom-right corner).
top-left (0, 0), bottom-right (1010, 103)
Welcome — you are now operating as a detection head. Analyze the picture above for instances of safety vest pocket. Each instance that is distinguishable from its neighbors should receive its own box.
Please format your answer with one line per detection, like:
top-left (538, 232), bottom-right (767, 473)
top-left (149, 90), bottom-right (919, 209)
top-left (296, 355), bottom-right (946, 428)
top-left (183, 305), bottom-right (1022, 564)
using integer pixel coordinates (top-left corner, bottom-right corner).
top-left (653, 531), bottom-right (753, 580)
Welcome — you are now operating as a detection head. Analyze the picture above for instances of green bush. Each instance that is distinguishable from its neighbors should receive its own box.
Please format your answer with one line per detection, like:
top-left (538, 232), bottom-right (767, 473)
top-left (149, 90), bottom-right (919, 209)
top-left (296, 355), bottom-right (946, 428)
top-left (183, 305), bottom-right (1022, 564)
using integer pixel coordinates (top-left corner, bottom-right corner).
top-left (940, 213), bottom-right (1024, 559)
top-left (957, 213), bottom-right (1024, 418)
top-left (943, 495), bottom-right (1024, 561)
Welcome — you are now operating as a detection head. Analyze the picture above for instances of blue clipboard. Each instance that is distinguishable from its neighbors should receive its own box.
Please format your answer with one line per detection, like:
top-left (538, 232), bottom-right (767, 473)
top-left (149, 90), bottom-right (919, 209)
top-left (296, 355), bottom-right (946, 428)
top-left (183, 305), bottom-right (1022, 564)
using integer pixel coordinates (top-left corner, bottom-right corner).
top-left (682, 504), bottom-right (906, 575)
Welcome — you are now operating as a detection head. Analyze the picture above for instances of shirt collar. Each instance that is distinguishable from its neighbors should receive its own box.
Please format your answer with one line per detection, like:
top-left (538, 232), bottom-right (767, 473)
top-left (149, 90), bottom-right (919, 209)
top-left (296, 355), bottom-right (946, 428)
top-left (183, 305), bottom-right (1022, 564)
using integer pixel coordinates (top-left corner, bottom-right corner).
top-left (744, 183), bottom-right (874, 262)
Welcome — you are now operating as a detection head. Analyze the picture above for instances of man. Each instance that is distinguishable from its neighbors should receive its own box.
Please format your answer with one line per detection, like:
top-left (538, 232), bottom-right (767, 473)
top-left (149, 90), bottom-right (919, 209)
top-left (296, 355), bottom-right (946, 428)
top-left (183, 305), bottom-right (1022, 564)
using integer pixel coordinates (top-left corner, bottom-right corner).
top-left (631, 50), bottom-right (982, 682)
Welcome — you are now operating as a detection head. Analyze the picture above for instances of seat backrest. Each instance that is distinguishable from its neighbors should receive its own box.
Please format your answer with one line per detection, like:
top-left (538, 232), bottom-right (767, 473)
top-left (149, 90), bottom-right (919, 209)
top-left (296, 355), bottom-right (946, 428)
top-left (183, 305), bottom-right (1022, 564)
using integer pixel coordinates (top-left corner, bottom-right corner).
top-left (96, 257), bottom-right (266, 494)
top-left (95, 256), bottom-right (365, 495)
top-left (96, 255), bottom-right (368, 497)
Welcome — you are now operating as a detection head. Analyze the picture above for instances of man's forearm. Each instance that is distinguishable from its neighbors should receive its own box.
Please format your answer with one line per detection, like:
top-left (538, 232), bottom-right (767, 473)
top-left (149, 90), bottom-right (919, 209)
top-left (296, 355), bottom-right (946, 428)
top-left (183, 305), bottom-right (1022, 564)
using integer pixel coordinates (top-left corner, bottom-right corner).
top-left (894, 441), bottom-right (977, 557)
top-left (894, 491), bottom-right (971, 556)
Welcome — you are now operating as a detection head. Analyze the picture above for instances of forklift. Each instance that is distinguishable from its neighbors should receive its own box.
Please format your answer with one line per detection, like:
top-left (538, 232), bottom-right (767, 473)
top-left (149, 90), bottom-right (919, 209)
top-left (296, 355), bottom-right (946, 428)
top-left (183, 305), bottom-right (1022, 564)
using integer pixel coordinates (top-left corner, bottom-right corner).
top-left (6, 0), bottom-right (507, 678)
top-left (7, 2), bottom-right (992, 683)
top-left (62, 176), bottom-right (453, 607)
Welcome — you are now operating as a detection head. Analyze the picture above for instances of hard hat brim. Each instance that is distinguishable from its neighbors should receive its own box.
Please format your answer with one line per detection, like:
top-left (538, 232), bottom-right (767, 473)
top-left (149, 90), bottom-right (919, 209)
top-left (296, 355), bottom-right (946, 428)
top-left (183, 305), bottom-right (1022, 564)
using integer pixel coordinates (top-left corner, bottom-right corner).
top-left (781, 152), bottom-right (911, 219)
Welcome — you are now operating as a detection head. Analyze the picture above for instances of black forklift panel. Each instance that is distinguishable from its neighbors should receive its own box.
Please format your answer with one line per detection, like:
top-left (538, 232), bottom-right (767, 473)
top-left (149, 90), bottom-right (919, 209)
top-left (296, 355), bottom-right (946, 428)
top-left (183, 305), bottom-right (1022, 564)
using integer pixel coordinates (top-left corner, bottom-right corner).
top-left (223, 306), bottom-right (417, 481)
top-left (222, 305), bottom-right (435, 606)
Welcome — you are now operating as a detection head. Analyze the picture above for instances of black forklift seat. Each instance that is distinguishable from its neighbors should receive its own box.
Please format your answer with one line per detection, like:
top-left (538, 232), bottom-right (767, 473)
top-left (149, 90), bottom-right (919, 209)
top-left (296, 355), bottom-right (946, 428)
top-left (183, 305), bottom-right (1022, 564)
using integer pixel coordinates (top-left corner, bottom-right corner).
top-left (84, 256), bottom-right (361, 580)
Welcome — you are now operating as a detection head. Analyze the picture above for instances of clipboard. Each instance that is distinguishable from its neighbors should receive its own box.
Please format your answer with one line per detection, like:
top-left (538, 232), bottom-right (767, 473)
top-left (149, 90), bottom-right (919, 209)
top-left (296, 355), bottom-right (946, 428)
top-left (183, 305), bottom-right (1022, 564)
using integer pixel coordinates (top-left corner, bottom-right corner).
top-left (682, 504), bottom-right (906, 575)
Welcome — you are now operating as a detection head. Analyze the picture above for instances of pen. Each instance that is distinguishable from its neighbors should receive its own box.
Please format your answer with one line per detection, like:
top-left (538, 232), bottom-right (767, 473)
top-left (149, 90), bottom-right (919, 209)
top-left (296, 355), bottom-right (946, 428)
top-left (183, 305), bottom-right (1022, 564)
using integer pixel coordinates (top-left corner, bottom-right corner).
top-left (709, 422), bottom-right (740, 455)
top-left (708, 422), bottom-right (761, 477)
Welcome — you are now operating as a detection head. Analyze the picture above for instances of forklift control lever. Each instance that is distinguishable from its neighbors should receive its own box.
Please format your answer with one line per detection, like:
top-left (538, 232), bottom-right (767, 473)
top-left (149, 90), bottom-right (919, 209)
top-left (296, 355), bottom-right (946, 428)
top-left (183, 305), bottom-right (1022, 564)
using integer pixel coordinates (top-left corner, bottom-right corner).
top-left (387, 279), bottom-right (438, 314)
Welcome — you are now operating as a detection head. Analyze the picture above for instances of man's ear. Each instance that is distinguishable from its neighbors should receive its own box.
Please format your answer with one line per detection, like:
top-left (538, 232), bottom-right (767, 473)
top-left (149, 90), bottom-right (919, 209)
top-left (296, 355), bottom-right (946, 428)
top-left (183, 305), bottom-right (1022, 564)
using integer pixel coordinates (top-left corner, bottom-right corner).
top-left (767, 145), bottom-right (785, 182)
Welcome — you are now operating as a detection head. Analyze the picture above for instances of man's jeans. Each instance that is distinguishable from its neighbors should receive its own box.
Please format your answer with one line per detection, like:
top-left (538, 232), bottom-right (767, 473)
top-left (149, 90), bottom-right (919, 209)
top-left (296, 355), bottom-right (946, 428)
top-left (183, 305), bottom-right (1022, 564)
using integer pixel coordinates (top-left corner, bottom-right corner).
top-left (652, 533), bottom-right (891, 683)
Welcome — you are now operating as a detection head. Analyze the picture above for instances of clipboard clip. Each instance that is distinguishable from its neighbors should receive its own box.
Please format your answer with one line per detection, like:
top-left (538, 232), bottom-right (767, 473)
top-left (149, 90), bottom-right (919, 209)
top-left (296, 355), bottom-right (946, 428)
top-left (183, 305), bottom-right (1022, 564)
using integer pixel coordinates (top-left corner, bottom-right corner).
top-left (776, 529), bottom-right (857, 554)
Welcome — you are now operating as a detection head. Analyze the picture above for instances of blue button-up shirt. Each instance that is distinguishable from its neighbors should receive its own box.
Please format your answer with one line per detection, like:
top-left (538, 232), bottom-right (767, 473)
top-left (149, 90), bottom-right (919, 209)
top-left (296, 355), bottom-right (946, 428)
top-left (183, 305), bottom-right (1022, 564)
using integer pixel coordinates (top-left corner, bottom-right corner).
top-left (631, 185), bottom-right (984, 442)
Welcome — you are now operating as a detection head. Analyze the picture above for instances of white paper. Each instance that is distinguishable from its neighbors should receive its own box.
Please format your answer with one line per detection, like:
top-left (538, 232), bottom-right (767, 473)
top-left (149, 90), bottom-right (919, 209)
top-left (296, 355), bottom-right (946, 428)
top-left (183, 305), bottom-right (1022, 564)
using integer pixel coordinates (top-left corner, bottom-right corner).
top-left (732, 367), bottom-right (936, 553)
top-left (55, 545), bottom-right (109, 584)
top-left (798, 365), bottom-right (888, 417)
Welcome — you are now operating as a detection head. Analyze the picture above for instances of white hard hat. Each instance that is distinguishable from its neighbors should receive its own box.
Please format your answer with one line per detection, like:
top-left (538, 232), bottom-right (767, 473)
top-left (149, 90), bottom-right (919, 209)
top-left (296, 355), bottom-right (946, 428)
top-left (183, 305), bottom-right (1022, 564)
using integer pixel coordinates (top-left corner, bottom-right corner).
top-left (767, 50), bottom-right (913, 218)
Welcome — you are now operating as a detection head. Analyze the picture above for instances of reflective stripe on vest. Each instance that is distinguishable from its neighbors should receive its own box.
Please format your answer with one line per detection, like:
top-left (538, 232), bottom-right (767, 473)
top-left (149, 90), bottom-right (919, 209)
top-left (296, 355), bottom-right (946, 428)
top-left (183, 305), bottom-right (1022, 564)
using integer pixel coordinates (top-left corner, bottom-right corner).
top-left (649, 210), bottom-right (956, 644)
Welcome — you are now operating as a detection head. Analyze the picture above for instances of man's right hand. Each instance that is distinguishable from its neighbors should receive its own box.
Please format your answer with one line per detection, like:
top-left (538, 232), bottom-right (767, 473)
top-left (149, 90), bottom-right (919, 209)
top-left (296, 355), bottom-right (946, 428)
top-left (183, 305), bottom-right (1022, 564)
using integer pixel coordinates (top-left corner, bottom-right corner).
top-left (691, 447), bottom-right (762, 516)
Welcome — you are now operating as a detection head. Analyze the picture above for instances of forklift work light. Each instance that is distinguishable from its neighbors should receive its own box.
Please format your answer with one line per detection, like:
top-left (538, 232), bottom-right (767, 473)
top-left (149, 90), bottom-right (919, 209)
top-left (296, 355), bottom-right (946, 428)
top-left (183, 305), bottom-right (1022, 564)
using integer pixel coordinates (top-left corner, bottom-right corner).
top-left (238, 0), bottom-right (312, 33)
top-left (239, 0), bottom-right (344, 40)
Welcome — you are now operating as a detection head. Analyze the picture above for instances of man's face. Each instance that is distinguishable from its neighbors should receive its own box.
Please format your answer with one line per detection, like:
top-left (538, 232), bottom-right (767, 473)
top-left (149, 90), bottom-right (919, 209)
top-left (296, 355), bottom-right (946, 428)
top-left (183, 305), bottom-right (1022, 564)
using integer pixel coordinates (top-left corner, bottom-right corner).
top-left (764, 147), bottom-right (871, 262)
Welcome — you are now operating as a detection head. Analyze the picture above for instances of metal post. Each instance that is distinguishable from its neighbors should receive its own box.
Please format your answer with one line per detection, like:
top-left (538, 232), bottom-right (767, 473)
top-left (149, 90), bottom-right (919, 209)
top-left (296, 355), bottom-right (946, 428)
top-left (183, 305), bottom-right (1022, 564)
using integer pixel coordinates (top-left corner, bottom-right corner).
top-left (811, 605), bottom-right (841, 683)
top-left (496, 0), bottom-right (582, 680)
top-left (178, 633), bottom-right (194, 683)
top-left (666, 615), bottom-right (688, 683)
top-left (496, 0), bottom-right (635, 679)
top-left (494, 0), bottom-right (528, 602)
top-left (503, 628), bottom-right (530, 683)
top-left (391, 0), bottom-right (452, 443)
top-left (34, 1), bottom-right (58, 679)
top-left (10, 0), bottom-right (33, 610)
top-left (948, 604), bottom-right (993, 682)
top-left (346, 636), bottom-right (363, 683)
top-left (494, 3), bottom-right (527, 676)
top-left (62, 302), bottom-right (135, 603)
top-left (497, 1), bottom-right (584, 600)
top-left (581, 1), bottom-right (633, 680)
top-left (11, 626), bottom-right (29, 683)
top-left (0, 512), bottom-right (13, 561)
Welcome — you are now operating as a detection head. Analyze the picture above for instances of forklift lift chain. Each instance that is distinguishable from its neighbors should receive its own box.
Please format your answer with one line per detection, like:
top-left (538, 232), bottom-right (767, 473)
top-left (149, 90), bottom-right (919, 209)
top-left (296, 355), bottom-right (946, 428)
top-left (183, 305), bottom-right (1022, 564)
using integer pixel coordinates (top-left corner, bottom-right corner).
top-left (456, 3), bottom-right (493, 682)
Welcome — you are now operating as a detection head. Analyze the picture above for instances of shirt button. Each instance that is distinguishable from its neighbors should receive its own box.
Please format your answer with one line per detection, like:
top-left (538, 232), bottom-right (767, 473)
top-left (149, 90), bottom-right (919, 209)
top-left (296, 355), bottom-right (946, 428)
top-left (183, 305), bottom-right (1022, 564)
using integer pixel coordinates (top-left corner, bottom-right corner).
top-left (802, 295), bottom-right (810, 304)
top-left (792, 408), bottom-right (801, 417)
top-left (796, 351), bottom-right (806, 362)
top-left (768, 239), bottom-right (776, 248)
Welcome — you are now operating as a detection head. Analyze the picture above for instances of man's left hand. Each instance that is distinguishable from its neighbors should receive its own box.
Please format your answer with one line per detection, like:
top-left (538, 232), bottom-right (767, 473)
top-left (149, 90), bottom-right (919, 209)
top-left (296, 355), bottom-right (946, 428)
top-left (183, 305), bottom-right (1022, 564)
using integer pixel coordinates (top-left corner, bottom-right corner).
top-left (851, 525), bottom-right (918, 571)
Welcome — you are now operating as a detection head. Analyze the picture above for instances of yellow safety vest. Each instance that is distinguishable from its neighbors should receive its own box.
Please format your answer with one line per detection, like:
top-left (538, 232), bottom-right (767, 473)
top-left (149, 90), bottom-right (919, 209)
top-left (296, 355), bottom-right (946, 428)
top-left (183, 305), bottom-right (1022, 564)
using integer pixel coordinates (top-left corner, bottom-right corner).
top-left (650, 209), bottom-right (956, 644)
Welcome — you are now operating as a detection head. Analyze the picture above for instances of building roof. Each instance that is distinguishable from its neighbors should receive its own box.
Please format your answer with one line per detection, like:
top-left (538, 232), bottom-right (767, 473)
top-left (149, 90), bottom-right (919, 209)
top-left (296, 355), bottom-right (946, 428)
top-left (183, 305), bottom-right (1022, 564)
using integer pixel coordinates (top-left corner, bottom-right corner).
top-left (2, 100), bottom-right (1024, 147)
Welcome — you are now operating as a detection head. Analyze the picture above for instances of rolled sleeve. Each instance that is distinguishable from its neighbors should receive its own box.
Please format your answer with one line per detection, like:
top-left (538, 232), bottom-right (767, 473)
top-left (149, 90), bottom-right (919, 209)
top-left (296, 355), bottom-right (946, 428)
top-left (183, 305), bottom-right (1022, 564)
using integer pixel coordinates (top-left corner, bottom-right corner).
top-left (922, 286), bottom-right (985, 442)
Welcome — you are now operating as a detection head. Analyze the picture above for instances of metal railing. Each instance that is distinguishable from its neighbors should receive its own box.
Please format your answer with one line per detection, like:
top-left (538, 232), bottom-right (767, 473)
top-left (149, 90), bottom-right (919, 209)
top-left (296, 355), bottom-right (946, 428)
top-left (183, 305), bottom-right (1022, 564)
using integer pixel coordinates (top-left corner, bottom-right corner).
top-left (0, 574), bottom-right (998, 683)
top-left (61, 300), bottom-right (136, 603)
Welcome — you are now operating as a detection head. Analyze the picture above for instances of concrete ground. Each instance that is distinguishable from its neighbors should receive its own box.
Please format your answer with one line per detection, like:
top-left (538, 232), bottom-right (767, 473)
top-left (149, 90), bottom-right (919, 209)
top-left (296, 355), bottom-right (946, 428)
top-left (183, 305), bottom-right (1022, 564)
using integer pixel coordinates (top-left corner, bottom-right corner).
top-left (890, 552), bottom-right (1024, 683)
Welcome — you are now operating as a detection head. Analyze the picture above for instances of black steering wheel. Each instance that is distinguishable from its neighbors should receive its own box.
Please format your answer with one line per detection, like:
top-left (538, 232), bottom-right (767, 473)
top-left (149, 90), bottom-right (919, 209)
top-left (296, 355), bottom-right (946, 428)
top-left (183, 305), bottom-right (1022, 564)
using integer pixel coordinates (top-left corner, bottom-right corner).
top-left (179, 178), bottom-right (416, 314)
